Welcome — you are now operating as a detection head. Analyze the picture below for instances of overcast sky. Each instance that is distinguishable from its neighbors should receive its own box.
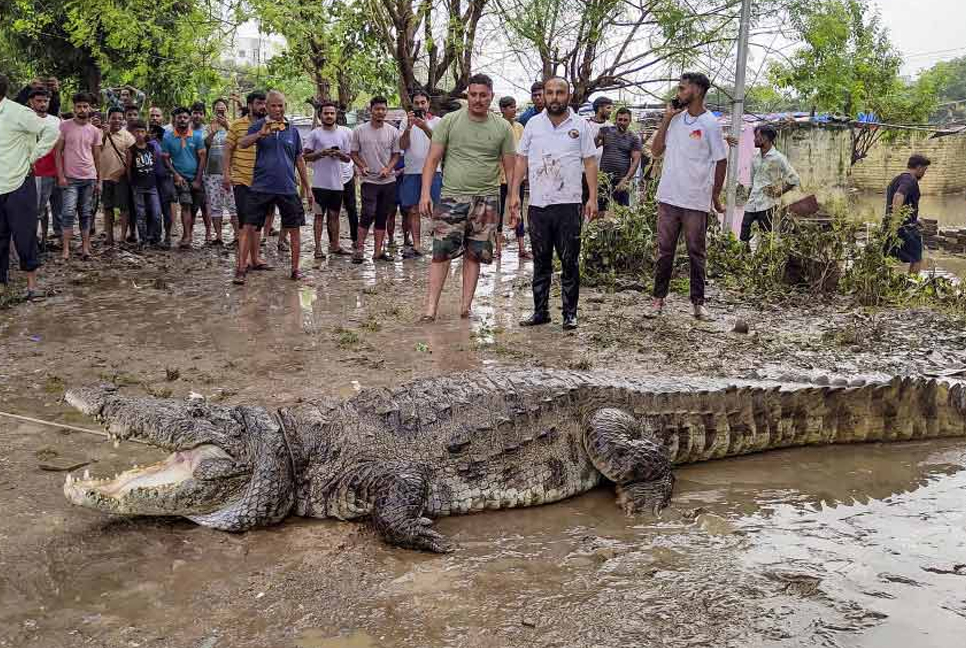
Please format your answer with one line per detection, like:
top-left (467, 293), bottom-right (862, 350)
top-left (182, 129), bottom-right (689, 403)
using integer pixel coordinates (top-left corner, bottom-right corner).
top-left (872, 0), bottom-right (965, 75)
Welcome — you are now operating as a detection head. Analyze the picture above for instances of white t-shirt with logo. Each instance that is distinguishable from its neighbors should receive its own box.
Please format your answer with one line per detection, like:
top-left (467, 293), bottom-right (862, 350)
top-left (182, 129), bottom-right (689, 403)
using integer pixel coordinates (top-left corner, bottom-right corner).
top-left (399, 114), bottom-right (442, 175)
top-left (304, 126), bottom-right (352, 190)
top-left (656, 110), bottom-right (728, 212)
top-left (518, 109), bottom-right (597, 208)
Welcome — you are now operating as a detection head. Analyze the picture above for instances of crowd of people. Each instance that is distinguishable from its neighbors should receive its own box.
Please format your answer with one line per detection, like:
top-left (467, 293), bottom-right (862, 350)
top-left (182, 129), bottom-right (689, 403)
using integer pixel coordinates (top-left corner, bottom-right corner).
top-left (10, 69), bottom-right (930, 327)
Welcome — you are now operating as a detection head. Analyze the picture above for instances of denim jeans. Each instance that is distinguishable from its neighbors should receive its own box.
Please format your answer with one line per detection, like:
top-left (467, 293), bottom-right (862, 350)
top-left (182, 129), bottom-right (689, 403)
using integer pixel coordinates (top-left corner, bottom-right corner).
top-left (35, 176), bottom-right (62, 237)
top-left (133, 186), bottom-right (163, 244)
top-left (60, 178), bottom-right (96, 231)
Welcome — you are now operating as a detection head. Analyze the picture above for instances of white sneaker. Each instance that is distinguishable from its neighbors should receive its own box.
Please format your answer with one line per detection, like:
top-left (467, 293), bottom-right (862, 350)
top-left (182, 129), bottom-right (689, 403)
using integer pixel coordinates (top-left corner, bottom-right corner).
top-left (693, 304), bottom-right (710, 320)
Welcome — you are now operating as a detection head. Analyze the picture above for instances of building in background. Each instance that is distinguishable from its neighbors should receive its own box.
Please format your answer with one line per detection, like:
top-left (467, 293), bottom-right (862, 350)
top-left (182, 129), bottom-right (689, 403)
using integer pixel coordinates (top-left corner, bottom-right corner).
top-left (220, 21), bottom-right (286, 68)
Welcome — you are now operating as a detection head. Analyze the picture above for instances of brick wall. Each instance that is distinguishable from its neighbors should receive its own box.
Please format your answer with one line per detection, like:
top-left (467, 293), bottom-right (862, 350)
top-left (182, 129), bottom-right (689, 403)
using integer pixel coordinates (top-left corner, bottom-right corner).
top-left (851, 130), bottom-right (966, 194)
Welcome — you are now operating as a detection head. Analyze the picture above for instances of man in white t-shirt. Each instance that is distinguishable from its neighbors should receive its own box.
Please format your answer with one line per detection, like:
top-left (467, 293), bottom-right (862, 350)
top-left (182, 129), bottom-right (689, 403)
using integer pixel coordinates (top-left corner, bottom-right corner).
top-left (398, 90), bottom-right (441, 258)
top-left (651, 72), bottom-right (728, 320)
top-left (509, 77), bottom-right (598, 330)
top-left (304, 101), bottom-right (353, 258)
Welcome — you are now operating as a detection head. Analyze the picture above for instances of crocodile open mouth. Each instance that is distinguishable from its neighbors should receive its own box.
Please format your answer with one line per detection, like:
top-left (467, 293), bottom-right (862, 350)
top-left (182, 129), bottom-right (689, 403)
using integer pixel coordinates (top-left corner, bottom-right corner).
top-left (64, 444), bottom-right (232, 509)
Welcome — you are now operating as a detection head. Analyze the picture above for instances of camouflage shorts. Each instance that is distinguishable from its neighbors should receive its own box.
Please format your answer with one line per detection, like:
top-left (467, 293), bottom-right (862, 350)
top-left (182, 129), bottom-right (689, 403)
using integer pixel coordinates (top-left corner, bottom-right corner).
top-left (431, 195), bottom-right (500, 264)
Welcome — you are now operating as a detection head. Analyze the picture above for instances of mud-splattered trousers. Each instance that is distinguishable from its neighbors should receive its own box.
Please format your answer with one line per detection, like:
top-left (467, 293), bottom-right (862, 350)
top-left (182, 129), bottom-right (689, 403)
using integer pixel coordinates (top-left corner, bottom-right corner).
top-left (528, 203), bottom-right (582, 317)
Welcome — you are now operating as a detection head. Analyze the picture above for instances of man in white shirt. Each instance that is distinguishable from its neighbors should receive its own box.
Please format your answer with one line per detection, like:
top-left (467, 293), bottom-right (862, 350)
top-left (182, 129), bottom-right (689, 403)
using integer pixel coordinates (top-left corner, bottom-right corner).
top-left (398, 90), bottom-right (441, 258)
top-left (304, 101), bottom-right (353, 258)
top-left (740, 124), bottom-right (800, 245)
top-left (650, 72), bottom-right (728, 320)
top-left (509, 77), bottom-right (599, 330)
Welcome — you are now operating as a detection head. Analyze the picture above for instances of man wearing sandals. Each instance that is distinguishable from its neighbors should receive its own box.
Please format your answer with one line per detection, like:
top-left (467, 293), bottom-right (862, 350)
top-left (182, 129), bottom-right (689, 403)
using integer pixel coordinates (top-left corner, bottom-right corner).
top-left (237, 90), bottom-right (313, 282)
top-left (419, 73), bottom-right (516, 321)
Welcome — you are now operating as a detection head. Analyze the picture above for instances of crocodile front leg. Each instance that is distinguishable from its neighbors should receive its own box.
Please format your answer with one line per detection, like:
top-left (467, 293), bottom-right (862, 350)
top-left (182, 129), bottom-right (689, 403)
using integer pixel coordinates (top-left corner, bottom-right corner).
top-left (584, 408), bottom-right (675, 515)
top-left (369, 463), bottom-right (455, 554)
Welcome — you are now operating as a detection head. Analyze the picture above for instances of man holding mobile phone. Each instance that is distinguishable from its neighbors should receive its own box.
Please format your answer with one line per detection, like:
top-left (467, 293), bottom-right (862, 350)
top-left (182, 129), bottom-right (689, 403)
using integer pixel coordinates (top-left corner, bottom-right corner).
top-left (398, 90), bottom-right (442, 258)
top-left (304, 100), bottom-right (352, 259)
top-left (650, 72), bottom-right (728, 320)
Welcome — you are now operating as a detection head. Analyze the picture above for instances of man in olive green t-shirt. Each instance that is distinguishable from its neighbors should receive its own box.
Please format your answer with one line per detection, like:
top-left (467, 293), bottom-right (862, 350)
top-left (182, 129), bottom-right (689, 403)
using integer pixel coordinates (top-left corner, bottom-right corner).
top-left (418, 73), bottom-right (516, 322)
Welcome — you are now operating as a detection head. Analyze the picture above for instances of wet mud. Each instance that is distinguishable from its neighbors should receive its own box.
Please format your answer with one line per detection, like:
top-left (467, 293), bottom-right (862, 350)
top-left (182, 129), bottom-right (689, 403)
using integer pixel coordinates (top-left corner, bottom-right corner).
top-left (2, 220), bottom-right (966, 647)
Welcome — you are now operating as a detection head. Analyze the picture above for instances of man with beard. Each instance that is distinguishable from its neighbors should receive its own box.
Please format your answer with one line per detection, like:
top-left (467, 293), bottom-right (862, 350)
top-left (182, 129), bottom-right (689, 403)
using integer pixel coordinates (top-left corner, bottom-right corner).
top-left (148, 106), bottom-right (165, 129)
top-left (350, 96), bottom-right (401, 263)
top-left (55, 92), bottom-right (102, 261)
top-left (419, 73), bottom-right (516, 321)
top-left (161, 107), bottom-right (207, 248)
top-left (238, 90), bottom-right (313, 281)
top-left (651, 72), bottom-right (728, 320)
top-left (509, 77), bottom-right (598, 330)
top-left (189, 101), bottom-right (214, 243)
top-left (99, 107), bottom-right (136, 246)
top-left (28, 88), bottom-right (62, 249)
top-left (15, 77), bottom-right (61, 116)
top-left (398, 90), bottom-right (442, 258)
top-left (224, 91), bottom-right (271, 281)
top-left (596, 107), bottom-right (642, 215)
top-left (304, 100), bottom-right (352, 259)
top-left (517, 81), bottom-right (545, 126)
top-left (0, 74), bottom-right (59, 298)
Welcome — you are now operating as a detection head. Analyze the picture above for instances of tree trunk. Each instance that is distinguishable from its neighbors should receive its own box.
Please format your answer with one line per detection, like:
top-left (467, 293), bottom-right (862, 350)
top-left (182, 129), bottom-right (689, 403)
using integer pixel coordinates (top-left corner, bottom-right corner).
top-left (82, 58), bottom-right (102, 95)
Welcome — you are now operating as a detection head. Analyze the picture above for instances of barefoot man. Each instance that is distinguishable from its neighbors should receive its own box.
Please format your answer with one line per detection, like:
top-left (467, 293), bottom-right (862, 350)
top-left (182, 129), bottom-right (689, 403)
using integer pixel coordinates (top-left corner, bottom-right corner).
top-left (419, 74), bottom-right (516, 321)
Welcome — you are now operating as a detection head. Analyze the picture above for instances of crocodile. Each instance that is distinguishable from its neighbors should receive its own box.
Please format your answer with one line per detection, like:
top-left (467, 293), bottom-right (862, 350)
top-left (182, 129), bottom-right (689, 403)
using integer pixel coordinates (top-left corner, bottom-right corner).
top-left (63, 370), bottom-right (966, 552)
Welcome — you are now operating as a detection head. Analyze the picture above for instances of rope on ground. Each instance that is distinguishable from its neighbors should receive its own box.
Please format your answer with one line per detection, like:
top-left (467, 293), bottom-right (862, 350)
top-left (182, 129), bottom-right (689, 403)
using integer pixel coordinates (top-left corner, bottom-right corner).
top-left (0, 411), bottom-right (150, 446)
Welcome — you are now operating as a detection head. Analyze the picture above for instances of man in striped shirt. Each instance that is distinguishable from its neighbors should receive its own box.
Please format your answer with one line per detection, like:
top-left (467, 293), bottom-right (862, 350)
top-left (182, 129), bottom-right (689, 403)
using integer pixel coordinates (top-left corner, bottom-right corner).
top-left (223, 91), bottom-right (270, 278)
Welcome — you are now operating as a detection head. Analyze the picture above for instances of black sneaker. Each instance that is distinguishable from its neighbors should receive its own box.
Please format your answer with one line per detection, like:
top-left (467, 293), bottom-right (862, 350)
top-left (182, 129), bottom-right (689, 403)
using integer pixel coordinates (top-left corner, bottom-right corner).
top-left (520, 313), bottom-right (551, 327)
top-left (562, 314), bottom-right (578, 330)
top-left (351, 250), bottom-right (364, 264)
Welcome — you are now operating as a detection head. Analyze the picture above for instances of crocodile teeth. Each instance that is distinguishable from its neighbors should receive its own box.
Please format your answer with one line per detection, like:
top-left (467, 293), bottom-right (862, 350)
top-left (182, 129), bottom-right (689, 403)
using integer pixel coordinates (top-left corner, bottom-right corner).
top-left (83, 469), bottom-right (90, 480)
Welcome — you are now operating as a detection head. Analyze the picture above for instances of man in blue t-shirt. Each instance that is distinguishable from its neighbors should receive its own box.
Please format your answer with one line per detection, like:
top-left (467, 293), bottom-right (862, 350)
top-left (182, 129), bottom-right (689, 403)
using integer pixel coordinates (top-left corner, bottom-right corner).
top-left (161, 106), bottom-right (207, 248)
top-left (237, 90), bottom-right (313, 282)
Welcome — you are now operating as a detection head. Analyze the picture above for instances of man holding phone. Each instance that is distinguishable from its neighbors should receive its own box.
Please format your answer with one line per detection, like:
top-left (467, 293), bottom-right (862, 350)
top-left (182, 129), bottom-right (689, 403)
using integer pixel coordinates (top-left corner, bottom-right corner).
top-left (650, 72), bottom-right (728, 320)
top-left (304, 100), bottom-right (352, 258)
top-left (399, 90), bottom-right (442, 258)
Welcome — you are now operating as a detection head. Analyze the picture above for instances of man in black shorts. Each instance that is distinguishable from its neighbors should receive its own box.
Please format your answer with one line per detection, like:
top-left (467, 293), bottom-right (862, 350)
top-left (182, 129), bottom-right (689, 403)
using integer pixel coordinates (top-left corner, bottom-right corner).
top-left (350, 96), bottom-right (401, 263)
top-left (303, 100), bottom-right (352, 258)
top-left (237, 91), bottom-right (313, 282)
top-left (885, 154), bottom-right (931, 275)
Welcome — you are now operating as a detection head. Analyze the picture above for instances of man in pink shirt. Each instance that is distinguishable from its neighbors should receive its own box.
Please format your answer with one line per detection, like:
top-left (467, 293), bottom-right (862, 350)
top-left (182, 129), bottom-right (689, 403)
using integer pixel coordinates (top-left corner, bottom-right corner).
top-left (55, 92), bottom-right (102, 261)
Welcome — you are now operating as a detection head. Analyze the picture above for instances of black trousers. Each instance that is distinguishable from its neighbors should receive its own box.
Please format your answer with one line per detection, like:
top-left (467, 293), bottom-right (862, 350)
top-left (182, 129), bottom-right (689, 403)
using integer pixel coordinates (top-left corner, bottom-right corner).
top-left (739, 208), bottom-right (773, 242)
top-left (0, 174), bottom-right (40, 284)
top-left (528, 203), bottom-right (582, 317)
top-left (343, 178), bottom-right (359, 242)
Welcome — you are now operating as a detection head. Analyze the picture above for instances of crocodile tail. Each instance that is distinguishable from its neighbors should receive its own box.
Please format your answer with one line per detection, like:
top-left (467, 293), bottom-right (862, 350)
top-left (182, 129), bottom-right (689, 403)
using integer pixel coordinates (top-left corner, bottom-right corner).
top-left (629, 378), bottom-right (966, 466)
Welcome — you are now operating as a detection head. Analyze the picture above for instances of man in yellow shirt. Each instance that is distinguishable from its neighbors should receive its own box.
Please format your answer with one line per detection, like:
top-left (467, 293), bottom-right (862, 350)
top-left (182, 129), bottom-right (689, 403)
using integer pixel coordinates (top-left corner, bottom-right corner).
top-left (497, 96), bottom-right (530, 259)
top-left (223, 91), bottom-right (271, 279)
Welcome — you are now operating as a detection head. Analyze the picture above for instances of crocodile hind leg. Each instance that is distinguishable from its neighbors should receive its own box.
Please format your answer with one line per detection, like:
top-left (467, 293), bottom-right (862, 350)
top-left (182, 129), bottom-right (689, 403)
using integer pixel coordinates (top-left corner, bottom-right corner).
top-left (370, 464), bottom-right (455, 554)
top-left (584, 408), bottom-right (675, 515)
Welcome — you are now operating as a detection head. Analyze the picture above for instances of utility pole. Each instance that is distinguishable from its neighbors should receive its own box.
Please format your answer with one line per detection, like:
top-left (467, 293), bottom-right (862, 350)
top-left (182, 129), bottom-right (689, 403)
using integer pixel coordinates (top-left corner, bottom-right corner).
top-left (725, 0), bottom-right (753, 233)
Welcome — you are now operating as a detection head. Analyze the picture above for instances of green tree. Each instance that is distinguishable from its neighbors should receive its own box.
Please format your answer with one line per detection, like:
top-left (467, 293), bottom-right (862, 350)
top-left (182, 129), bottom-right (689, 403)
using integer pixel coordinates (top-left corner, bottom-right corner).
top-left (492, 0), bottom-right (780, 107)
top-left (768, 0), bottom-right (941, 123)
top-left (1, 0), bottom-right (225, 106)
top-left (924, 55), bottom-right (966, 123)
top-left (250, 0), bottom-right (397, 108)
top-left (365, 0), bottom-right (488, 107)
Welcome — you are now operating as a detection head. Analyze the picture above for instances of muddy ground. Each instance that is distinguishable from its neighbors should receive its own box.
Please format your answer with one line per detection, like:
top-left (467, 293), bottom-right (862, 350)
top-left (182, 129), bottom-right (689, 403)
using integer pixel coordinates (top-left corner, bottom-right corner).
top-left (1, 219), bottom-right (965, 647)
